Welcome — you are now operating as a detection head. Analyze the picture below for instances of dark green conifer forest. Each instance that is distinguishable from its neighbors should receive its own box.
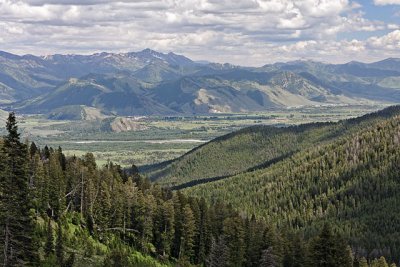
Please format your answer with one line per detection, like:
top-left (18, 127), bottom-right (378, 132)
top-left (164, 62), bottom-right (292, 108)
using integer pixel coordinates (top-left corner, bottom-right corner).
top-left (1, 109), bottom-right (400, 266)
top-left (185, 107), bottom-right (400, 262)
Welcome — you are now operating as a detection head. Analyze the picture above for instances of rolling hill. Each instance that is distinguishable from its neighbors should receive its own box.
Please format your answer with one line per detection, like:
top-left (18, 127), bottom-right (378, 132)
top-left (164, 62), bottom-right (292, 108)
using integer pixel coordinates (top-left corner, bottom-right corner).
top-left (181, 105), bottom-right (400, 260)
top-left (146, 106), bottom-right (400, 187)
top-left (47, 105), bottom-right (110, 120)
top-left (140, 105), bottom-right (400, 260)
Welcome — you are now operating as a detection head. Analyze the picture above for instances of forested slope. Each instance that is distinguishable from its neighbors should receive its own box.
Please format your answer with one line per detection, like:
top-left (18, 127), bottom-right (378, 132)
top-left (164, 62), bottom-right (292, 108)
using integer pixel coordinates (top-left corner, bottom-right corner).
top-left (149, 106), bottom-right (400, 188)
top-left (0, 118), bottom-right (354, 266)
top-left (1, 112), bottom-right (400, 266)
top-left (185, 107), bottom-right (400, 260)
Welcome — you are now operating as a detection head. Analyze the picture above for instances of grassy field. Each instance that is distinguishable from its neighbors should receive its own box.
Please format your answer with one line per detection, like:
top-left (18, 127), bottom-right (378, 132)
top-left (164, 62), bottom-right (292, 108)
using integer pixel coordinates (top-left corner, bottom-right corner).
top-left (0, 104), bottom-right (388, 167)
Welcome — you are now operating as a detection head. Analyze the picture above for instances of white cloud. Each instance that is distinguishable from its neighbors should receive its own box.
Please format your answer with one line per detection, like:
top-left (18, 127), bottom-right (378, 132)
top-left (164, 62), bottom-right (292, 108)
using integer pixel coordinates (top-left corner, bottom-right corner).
top-left (388, 23), bottom-right (399, 29)
top-left (0, 0), bottom-right (398, 65)
top-left (374, 0), bottom-right (400, 5)
top-left (368, 30), bottom-right (400, 50)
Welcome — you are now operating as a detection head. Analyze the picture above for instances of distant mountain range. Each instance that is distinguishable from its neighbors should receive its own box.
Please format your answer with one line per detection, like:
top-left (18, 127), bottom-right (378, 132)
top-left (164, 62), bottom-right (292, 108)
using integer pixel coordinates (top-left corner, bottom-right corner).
top-left (1, 49), bottom-right (400, 117)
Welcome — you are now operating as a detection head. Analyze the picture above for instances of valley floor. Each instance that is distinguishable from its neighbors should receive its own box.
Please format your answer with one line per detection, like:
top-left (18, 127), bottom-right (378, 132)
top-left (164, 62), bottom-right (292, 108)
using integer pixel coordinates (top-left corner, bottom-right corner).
top-left (0, 104), bottom-right (387, 167)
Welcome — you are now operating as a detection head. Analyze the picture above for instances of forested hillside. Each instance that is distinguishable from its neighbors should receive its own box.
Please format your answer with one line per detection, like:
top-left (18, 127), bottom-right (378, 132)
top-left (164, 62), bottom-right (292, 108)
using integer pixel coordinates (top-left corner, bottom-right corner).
top-left (149, 106), bottom-right (400, 188)
top-left (185, 106), bottom-right (400, 262)
top-left (1, 112), bottom-right (398, 266)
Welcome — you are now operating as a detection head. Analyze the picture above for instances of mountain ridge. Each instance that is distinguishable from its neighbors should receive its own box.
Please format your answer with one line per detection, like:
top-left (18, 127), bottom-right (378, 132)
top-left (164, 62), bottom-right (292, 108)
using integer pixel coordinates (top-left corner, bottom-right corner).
top-left (1, 49), bottom-right (399, 116)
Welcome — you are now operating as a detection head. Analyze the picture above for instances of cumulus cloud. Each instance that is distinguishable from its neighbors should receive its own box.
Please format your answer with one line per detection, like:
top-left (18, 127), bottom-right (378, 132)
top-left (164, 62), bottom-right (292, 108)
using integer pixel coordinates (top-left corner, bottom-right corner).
top-left (374, 0), bottom-right (400, 5)
top-left (368, 30), bottom-right (400, 50)
top-left (0, 0), bottom-right (398, 65)
top-left (388, 24), bottom-right (399, 29)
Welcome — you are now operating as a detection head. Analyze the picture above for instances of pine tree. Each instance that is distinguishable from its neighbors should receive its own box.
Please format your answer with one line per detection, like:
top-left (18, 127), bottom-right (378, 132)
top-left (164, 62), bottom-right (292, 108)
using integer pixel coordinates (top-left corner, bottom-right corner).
top-left (308, 223), bottom-right (352, 267)
top-left (244, 216), bottom-right (263, 267)
top-left (45, 219), bottom-right (54, 257)
top-left (283, 232), bottom-right (306, 267)
top-left (94, 179), bottom-right (112, 229)
top-left (48, 153), bottom-right (66, 219)
top-left (197, 197), bottom-right (211, 264)
top-left (55, 221), bottom-right (64, 266)
top-left (43, 145), bottom-right (50, 160)
top-left (102, 243), bottom-right (131, 267)
top-left (377, 256), bottom-right (389, 267)
top-left (359, 257), bottom-right (368, 267)
top-left (180, 205), bottom-right (196, 261)
top-left (57, 147), bottom-right (66, 171)
top-left (33, 156), bottom-right (47, 213)
top-left (0, 112), bottom-right (39, 266)
top-left (260, 247), bottom-right (278, 267)
top-left (172, 192), bottom-right (185, 259)
top-left (154, 199), bottom-right (175, 258)
top-left (262, 225), bottom-right (283, 266)
top-left (342, 246), bottom-right (354, 267)
top-left (206, 236), bottom-right (229, 267)
top-left (223, 216), bottom-right (245, 267)
top-left (64, 253), bottom-right (75, 267)
top-left (29, 142), bottom-right (38, 159)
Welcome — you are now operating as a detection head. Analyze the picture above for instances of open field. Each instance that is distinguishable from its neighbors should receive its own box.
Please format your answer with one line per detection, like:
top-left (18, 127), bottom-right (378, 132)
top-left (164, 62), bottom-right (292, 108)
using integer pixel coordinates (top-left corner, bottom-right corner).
top-left (0, 104), bottom-right (389, 167)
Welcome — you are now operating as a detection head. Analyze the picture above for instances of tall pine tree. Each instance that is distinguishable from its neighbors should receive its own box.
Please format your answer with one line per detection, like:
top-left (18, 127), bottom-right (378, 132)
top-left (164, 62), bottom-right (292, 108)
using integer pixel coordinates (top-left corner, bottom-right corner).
top-left (0, 112), bottom-right (38, 266)
top-left (309, 223), bottom-right (353, 267)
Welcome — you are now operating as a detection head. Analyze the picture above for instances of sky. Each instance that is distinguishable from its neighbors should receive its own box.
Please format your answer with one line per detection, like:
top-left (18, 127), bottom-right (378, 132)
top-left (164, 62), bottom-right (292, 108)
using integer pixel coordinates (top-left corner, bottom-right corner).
top-left (0, 0), bottom-right (399, 66)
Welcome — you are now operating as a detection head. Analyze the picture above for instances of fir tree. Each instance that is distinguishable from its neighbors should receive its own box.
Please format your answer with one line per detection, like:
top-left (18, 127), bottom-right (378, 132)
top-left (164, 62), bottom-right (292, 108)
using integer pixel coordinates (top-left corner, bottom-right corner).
top-left (180, 205), bottom-right (196, 260)
top-left (29, 142), bottom-right (38, 159)
top-left (309, 223), bottom-right (352, 267)
top-left (55, 221), bottom-right (64, 266)
top-left (0, 112), bottom-right (38, 266)
top-left (223, 216), bottom-right (245, 267)
top-left (375, 256), bottom-right (389, 267)
top-left (197, 197), bottom-right (211, 264)
top-left (359, 257), bottom-right (369, 267)
top-left (64, 253), bottom-right (75, 267)
top-left (206, 236), bottom-right (229, 267)
top-left (260, 247), bottom-right (278, 267)
top-left (44, 219), bottom-right (54, 257)
top-left (43, 145), bottom-right (50, 160)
